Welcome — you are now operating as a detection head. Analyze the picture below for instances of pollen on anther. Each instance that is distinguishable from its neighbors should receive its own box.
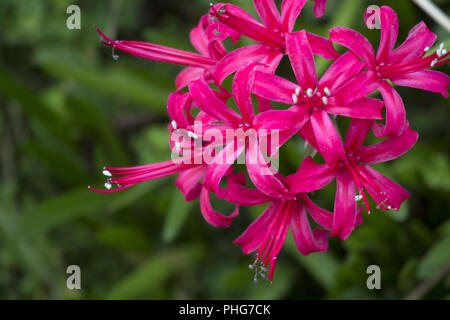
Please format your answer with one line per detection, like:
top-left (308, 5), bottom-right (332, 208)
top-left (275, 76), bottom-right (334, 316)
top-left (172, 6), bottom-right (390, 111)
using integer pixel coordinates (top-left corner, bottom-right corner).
top-left (424, 46), bottom-right (430, 52)
top-left (355, 195), bottom-right (363, 201)
top-left (322, 96), bottom-right (328, 105)
top-left (306, 88), bottom-right (313, 98)
top-left (324, 87), bottom-right (331, 96)
top-left (295, 87), bottom-right (301, 96)
top-left (171, 120), bottom-right (177, 130)
top-left (103, 169), bottom-right (112, 177)
top-left (292, 93), bottom-right (298, 104)
top-left (104, 182), bottom-right (112, 190)
top-left (431, 59), bottom-right (438, 67)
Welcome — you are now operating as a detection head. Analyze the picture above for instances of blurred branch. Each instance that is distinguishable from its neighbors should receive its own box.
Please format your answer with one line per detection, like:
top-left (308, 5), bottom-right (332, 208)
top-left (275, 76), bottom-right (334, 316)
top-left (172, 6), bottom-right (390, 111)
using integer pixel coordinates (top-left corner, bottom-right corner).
top-left (404, 260), bottom-right (450, 300)
top-left (412, 0), bottom-right (450, 32)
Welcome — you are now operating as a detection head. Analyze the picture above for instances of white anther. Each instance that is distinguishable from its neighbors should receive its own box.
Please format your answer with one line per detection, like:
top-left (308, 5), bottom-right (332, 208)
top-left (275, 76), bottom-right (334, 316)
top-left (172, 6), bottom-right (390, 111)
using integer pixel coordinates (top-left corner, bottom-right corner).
top-left (102, 169), bottom-right (112, 177)
top-left (387, 206), bottom-right (392, 210)
top-left (443, 49), bottom-right (447, 55)
top-left (324, 87), bottom-right (331, 96)
top-left (104, 182), bottom-right (112, 190)
top-left (249, 264), bottom-right (255, 270)
top-left (431, 59), bottom-right (438, 67)
top-left (306, 88), bottom-right (313, 98)
top-left (355, 195), bottom-right (363, 201)
top-left (424, 46), bottom-right (429, 52)
top-left (292, 93), bottom-right (298, 104)
top-left (295, 87), bottom-right (301, 96)
top-left (171, 120), bottom-right (177, 130)
top-left (175, 141), bottom-right (181, 151)
top-left (439, 42), bottom-right (444, 50)
top-left (322, 96), bottom-right (328, 105)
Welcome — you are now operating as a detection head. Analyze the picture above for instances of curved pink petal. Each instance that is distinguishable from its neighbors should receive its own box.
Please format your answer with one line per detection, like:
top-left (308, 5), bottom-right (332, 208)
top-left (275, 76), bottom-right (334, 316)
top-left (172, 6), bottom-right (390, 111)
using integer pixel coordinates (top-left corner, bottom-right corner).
top-left (234, 201), bottom-right (280, 254)
top-left (175, 166), bottom-right (207, 201)
top-left (281, 0), bottom-right (307, 33)
top-left (205, 21), bottom-right (241, 44)
top-left (325, 97), bottom-right (384, 120)
top-left (377, 6), bottom-right (399, 63)
top-left (189, 77), bottom-right (242, 127)
top-left (246, 138), bottom-right (293, 199)
top-left (388, 22), bottom-right (437, 65)
top-left (233, 63), bottom-right (257, 124)
top-left (253, 71), bottom-right (298, 104)
top-left (204, 141), bottom-right (246, 195)
top-left (300, 194), bottom-right (333, 230)
top-left (319, 51), bottom-right (365, 92)
top-left (329, 27), bottom-right (376, 70)
top-left (253, 0), bottom-right (281, 30)
top-left (175, 67), bottom-right (205, 91)
top-left (310, 109), bottom-right (346, 163)
top-left (344, 119), bottom-right (373, 153)
top-left (306, 32), bottom-right (340, 60)
top-left (390, 70), bottom-right (450, 98)
top-left (287, 156), bottom-right (338, 193)
top-left (286, 31), bottom-right (318, 89)
top-left (359, 165), bottom-right (410, 211)
top-left (312, 0), bottom-right (327, 18)
top-left (291, 202), bottom-right (328, 256)
top-left (252, 106), bottom-right (309, 132)
top-left (358, 123), bottom-right (418, 164)
top-left (167, 92), bottom-right (192, 128)
top-left (190, 15), bottom-right (211, 56)
top-left (377, 80), bottom-right (406, 137)
top-left (200, 187), bottom-right (239, 227)
top-left (331, 170), bottom-right (357, 240)
top-left (214, 44), bottom-right (274, 85)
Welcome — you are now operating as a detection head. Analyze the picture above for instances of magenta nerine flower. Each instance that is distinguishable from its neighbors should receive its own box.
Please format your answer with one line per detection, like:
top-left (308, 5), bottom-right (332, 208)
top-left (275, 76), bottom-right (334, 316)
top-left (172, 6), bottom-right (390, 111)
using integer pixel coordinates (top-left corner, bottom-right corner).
top-left (92, 3), bottom-right (449, 282)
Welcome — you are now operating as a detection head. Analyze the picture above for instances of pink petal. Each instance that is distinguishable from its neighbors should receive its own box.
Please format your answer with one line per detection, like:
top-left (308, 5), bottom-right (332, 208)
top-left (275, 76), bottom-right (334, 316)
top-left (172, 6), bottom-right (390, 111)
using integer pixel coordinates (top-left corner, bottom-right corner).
top-left (204, 141), bottom-right (246, 195)
top-left (234, 201), bottom-right (280, 254)
top-left (291, 202), bottom-right (328, 256)
top-left (233, 63), bottom-right (257, 124)
top-left (376, 6), bottom-right (399, 63)
top-left (190, 15), bottom-right (211, 56)
top-left (189, 77), bottom-right (242, 127)
top-left (253, 0), bottom-right (281, 30)
top-left (390, 70), bottom-right (450, 98)
top-left (253, 71), bottom-right (298, 104)
top-left (358, 123), bottom-right (419, 164)
top-left (175, 67), bottom-right (205, 91)
top-left (319, 51), bottom-right (365, 92)
top-left (205, 20), bottom-right (241, 44)
top-left (310, 109), bottom-right (346, 163)
top-left (286, 30), bottom-right (318, 89)
top-left (214, 44), bottom-right (274, 85)
top-left (306, 32), bottom-right (340, 60)
top-left (200, 187), bottom-right (239, 227)
top-left (333, 71), bottom-right (379, 105)
top-left (300, 194), bottom-right (333, 230)
top-left (286, 156), bottom-right (338, 193)
top-left (312, 0), bottom-right (327, 18)
top-left (325, 97), bottom-right (384, 120)
top-left (246, 138), bottom-right (293, 199)
top-left (359, 165), bottom-right (410, 211)
top-left (175, 166), bottom-right (207, 201)
top-left (226, 173), bottom-right (271, 206)
top-left (329, 27), bottom-right (376, 70)
top-left (331, 170), bottom-right (357, 240)
top-left (281, 0), bottom-right (308, 33)
top-left (344, 119), bottom-right (373, 153)
top-left (388, 22), bottom-right (437, 65)
top-left (377, 80), bottom-right (406, 137)
top-left (167, 92), bottom-right (192, 128)
top-left (252, 106), bottom-right (309, 132)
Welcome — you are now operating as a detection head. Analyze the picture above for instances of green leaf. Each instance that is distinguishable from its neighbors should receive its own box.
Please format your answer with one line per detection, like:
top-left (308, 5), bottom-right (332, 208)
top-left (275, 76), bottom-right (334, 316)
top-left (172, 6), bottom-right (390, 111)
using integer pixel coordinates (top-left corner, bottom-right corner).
top-left (162, 191), bottom-right (194, 244)
top-left (417, 234), bottom-right (450, 280)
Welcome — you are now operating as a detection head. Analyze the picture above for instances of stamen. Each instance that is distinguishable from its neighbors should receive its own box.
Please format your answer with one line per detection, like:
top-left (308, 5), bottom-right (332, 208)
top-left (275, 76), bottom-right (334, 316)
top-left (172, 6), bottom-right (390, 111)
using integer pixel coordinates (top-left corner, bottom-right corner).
top-left (322, 96), bottom-right (328, 105)
top-left (292, 94), bottom-right (298, 104)
top-left (431, 59), bottom-right (438, 67)
top-left (306, 88), bottom-right (313, 98)
top-left (424, 46), bottom-right (430, 52)
top-left (103, 169), bottom-right (112, 177)
top-left (295, 87), bottom-right (301, 96)
top-left (104, 182), bottom-right (112, 190)
top-left (171, 120), bottom-right (177, 130)
top-left (112, 47), bottom-right (119, 61)
top-left (355, 194), bottom-right (363, 202)
top-left (324, 87), bottom-right (331, 96)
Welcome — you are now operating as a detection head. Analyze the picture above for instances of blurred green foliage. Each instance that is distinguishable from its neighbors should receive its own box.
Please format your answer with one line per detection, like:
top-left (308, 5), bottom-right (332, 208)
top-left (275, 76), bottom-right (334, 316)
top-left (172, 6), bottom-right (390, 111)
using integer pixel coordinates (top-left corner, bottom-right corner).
top-left (0, 0), bottom-right (449, 299)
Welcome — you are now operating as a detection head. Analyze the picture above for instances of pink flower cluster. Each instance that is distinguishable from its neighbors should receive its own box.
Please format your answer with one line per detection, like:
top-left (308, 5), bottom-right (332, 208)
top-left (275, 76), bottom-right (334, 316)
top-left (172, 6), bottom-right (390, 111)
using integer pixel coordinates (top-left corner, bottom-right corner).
top-left (92, 1), bottom-right (449, 282)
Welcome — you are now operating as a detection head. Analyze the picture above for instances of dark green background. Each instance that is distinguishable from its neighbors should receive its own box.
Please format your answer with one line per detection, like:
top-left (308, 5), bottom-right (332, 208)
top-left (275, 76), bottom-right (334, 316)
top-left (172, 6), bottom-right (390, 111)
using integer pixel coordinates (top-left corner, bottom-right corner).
top-left (0, 0), bottom-right (449, 299)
